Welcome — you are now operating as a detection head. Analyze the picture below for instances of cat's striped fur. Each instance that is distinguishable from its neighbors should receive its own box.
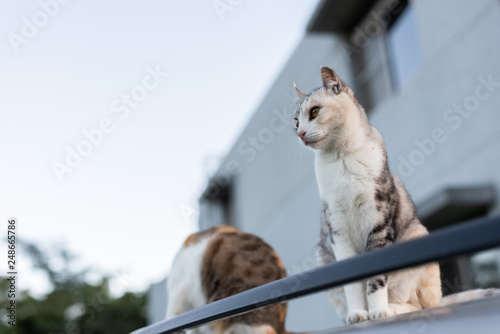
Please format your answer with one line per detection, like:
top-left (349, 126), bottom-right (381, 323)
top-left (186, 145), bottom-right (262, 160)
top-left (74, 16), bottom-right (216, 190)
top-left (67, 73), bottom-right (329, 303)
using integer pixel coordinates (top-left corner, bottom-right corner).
top-left (166, 226), bottom-right (288, 334)
top-left (293, 66), bottom-right (499, 324)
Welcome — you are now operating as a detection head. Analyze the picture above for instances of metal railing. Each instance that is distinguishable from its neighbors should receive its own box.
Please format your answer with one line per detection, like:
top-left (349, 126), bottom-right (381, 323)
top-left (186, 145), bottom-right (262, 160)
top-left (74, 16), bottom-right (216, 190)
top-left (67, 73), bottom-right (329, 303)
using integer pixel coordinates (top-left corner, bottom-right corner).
top-left (131, 215), bottom-right (500, 334)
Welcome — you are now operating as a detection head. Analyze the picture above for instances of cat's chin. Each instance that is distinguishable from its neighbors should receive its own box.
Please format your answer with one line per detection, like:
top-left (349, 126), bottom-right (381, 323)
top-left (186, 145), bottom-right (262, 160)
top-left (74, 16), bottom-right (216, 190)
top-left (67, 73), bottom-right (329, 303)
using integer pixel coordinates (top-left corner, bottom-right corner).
top-left (301, 137), bottom-right (327, 150)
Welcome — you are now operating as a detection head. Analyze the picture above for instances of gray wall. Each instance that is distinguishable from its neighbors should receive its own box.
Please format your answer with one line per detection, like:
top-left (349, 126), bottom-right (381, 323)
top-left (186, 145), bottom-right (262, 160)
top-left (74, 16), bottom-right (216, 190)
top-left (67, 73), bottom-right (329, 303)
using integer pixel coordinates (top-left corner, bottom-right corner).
top-left (148, 278), bottom-right (168, 325)
top-left (376, 0), bottom-right (500, 212)
top-left (190, 0), bottom-right (500, 332)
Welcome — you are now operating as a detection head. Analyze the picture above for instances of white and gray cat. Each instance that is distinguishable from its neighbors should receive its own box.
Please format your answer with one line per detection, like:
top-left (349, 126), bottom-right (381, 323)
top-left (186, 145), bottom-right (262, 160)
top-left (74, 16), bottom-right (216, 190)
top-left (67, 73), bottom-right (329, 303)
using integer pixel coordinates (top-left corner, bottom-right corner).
top-left (293, 66), bottom-right (499, 324)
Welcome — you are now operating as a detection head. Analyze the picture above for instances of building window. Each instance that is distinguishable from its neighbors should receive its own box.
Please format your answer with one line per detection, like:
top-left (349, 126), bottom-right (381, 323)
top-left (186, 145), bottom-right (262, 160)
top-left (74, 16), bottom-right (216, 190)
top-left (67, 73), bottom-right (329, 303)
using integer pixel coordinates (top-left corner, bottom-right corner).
top-left (471, 250), bottom-right (500, 289)
top-left (199, 178), bottom-right (234, 230)
top-left (349, 0), bottom-right (421, 111)
top-left (387, 3), bottom-right (422, 88)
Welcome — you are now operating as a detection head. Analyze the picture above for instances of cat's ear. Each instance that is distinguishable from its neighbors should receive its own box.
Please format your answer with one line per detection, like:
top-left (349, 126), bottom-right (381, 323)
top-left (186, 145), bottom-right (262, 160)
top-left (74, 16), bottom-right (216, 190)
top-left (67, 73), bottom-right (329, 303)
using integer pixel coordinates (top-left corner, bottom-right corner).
top-left (320, 66), bottom-right (343, 94)
top-left (294, 82), bottom-right (306, 98)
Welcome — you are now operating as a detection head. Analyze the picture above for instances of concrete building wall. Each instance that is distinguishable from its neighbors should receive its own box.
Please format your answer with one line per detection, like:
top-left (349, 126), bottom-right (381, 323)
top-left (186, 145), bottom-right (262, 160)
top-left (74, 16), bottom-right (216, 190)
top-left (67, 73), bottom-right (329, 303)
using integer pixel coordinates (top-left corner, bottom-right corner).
top-left (147, 278), bottom-right (167, 325)
top-left (374, 0), bottom-right (500, 212)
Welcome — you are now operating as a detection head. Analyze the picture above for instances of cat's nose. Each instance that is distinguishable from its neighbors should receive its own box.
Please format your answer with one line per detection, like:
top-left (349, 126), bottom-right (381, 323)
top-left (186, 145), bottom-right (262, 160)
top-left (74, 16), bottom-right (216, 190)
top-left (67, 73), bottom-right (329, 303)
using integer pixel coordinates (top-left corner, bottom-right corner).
top-left (298, 129), bottom-right (306, 139)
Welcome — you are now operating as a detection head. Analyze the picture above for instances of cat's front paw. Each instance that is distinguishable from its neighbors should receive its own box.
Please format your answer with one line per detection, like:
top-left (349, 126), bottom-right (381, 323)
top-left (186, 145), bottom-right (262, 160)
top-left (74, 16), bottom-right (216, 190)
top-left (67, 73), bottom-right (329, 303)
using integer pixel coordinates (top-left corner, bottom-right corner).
top-left (345, 310), bottom-right (369, 324)
top-left (369, 306), bottom-right (395, 320)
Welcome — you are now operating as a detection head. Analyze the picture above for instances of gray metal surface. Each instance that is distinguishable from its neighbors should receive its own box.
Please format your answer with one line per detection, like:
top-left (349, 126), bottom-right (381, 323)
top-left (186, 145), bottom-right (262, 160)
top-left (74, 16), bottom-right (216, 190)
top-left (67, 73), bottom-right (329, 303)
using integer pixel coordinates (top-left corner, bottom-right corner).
top-left (314, 296), bottom-right (500, 334)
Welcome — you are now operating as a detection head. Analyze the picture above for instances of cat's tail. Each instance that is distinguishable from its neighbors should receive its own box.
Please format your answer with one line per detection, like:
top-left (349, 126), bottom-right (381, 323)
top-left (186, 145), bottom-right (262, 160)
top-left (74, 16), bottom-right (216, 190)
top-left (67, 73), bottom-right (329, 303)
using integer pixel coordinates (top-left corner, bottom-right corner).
top-left (416, 264), bottom-right (442, 308)
top-left (440, 288), bottom-right (500, 306)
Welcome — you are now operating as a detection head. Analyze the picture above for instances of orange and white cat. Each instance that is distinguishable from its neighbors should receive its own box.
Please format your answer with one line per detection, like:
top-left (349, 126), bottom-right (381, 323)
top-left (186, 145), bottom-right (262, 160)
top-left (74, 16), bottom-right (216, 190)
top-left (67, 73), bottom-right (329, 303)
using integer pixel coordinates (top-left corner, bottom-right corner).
top-left (166, 226), bottom-right (288, 334)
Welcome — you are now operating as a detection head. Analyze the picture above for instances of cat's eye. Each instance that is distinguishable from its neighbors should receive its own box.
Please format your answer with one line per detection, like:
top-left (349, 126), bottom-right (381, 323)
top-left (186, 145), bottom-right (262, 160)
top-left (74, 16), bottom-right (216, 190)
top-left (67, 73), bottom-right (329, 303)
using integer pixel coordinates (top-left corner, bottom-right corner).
top-left (310, 107), bottom-right (320, 120)
top-left (294, 119), bottom-right (299, 127)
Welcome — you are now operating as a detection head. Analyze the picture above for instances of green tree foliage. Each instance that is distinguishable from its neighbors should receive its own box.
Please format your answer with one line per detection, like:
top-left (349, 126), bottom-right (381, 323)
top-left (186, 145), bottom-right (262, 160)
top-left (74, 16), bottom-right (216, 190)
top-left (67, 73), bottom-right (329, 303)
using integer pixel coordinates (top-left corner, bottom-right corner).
top-left (0, 242), bottom-right (146, 333)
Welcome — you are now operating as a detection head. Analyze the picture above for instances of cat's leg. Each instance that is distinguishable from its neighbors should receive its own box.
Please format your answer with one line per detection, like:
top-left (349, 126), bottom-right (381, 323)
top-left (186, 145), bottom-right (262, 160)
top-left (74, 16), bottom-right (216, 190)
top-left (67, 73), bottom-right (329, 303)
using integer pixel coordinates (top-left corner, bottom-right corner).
top-left (333, 237), bottom-right (369, 324)
top-left (166, 241), bottom-right (208, 320)
top-left (386, 267), bottom-right (424, 317)
top-left (166, 254), bottom-right (195, 320)
top-left (366, 275), bottom-right (394, 320)
top-left (166, 285), bottom-right (198, 334)
top-left (343, 282), bottom-right (368, 324)
top-left (396, 224), bottom-right (442, 309)
top-left (315, 227), bottom-right (350, 322)
top-left (365, 226), bottom-right (395, 320)
top-left (166, 285), bottom-right (191, 319)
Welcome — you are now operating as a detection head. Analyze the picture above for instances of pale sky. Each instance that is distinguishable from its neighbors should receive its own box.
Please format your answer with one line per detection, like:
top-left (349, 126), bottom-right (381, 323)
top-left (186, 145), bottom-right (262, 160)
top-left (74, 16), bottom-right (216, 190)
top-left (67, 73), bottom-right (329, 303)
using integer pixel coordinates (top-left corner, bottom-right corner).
top-left (0, 0), bottom-right (320, 295)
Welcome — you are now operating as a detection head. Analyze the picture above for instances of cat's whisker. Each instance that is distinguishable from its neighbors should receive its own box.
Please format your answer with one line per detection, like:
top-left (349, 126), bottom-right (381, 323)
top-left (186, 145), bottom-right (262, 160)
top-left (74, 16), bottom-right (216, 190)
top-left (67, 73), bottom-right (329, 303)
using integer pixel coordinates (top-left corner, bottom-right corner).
top-left (288, 138), bottom-right (306, 176)
top-left (298, 143), bottom-right (304, 175)
top-left (282, 96), bottom-right (295, 109)
top-left (282, 89), bottom-right (297, 107)
top-left (289, 141), bottom-right (302, 172)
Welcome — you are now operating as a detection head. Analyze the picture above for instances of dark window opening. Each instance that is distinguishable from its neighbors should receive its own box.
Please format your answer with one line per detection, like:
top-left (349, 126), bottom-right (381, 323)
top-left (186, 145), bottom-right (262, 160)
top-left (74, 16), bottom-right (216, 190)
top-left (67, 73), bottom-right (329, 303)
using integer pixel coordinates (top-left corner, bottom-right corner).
top-left (347, 0), bottom-right (423, 111)
top-left (387, 3), bottom-right (422, 89)
top-left (200, 178), bottom-right (234, 229)
top-left (418, 185), bottom-right (498, 294)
